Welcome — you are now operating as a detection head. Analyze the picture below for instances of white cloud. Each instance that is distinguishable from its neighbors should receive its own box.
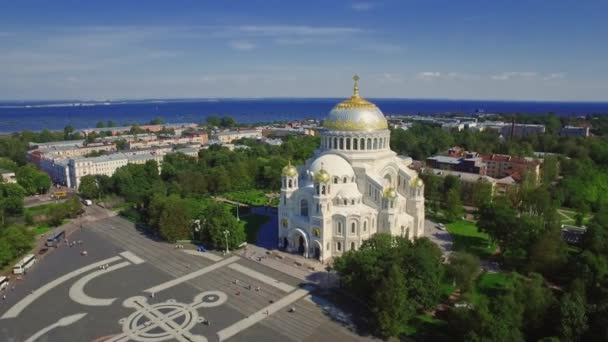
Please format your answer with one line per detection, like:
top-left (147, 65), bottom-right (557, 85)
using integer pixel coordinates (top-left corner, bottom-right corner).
top-left (237, 25), bottom-right (361, 36)
top-left (381, 73), bottom-right (403, 83)
top-left (543, 72), bottom-right (565, 80)
top-left (491, 71), bottom-right (538, 80)
top-left (351, 2), bottom-right (374, 11)
top-left (416, 72), bottom-right (441, 80)
top-left (229, 41), bottom-right (256, 50)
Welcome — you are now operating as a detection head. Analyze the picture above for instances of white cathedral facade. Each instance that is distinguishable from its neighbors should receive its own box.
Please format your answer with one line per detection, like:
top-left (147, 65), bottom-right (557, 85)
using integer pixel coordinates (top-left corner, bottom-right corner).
top-left (278, 76), bottom-right (425, 262)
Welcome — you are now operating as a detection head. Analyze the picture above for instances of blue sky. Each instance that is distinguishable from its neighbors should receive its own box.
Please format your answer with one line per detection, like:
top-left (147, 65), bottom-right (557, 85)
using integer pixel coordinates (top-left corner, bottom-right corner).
top-left (0, 0), bottom-right (607, 101)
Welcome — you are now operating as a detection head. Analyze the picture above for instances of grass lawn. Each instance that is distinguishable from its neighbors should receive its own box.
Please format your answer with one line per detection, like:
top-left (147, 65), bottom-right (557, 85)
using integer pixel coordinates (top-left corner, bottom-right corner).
top-left (447, 220), bottom-right (496, 258)
top-left (241, 214), bottom-right (270, 243)
top-left (465, 272), bottom-right (517, 306)
top-left (558, 208), bottom-right (593, 226)
top-left (223, 190), bottom-right (270, 206)
top-left (403, 314), bottom-right (449, 339)
top-left (33, 225), bottom-right (53, 236)
top-left (25, 202), bottom-right (58, 216)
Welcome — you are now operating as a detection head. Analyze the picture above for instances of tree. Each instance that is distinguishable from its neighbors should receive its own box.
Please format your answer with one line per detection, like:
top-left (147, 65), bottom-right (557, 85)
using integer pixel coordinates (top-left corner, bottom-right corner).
top-left (447, 252), bottom-right (480, 292)
top-left (63, 124), bottom-right (76, 140)
top-left (513, 273), bottom-right (557, 339)
top-left (0, 183), bottom-right (26, 218)
top-left (372, 264), bottom-right (414, 338)
top-left (16, 164), bottom-right (51, 195)
top-left (0, 157), bottom-right (18, 171)
top-left (158, 195), bottom-right (191, 242)
top-left (149, 117), bottom-right (165, 125)
top-left (471, 180), bottom-right (493, 209)
top-left (219, 116), bottom-right (237, 128)
top-left (79, 175), bottom-right (100, 199)
top-left (107, 120), bottom-right (117, 127)
top-left (200, 202), bottom-right (245, 249)
top-left (559, 291), bottom-right (588, 341)
top-left (206, 115), bottom-right (221, 127)
top-left (96, 121), bottom-right (105, 128)
top-left (444, 188), bottom-right (464, 222)
top-left (115, 139), bottom-right (128, 151)
top-left (541, 155), bottom-right (559, 185)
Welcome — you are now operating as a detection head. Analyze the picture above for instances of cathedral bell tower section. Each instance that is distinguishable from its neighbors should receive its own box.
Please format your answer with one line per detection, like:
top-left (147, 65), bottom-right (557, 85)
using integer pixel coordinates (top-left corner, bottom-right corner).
top-left (279, 161), bottom-right (298, 247)
top-left (379, 187), bottom-right (398, 234)
top-left (406, 177), bottom-right (425, 238)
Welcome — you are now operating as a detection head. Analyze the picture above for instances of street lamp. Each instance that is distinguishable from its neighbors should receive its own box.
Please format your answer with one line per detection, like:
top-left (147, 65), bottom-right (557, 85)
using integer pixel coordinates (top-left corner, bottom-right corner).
top-left (325, 265), bottom-right (332, 290)
top-left (223, 230), bottom-right (230, 254)
top-left (192, 219), bottom-right (201, 241)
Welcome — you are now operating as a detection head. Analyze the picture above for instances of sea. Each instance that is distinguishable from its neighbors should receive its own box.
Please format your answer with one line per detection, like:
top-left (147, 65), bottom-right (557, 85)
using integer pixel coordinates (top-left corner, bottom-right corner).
top-left (0, 98), bottom-right (607, 133)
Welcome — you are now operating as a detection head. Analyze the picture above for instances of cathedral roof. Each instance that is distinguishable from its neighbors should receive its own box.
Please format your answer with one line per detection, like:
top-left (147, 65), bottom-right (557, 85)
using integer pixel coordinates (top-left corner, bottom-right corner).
top-left (310, 154), bottom-right (354, 179)
top-left (322, 75), bottom-right (388, 132)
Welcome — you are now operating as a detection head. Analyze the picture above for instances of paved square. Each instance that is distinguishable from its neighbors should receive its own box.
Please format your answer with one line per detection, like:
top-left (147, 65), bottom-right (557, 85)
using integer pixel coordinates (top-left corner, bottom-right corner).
top-left (0, 216), bottom-right (372, 342)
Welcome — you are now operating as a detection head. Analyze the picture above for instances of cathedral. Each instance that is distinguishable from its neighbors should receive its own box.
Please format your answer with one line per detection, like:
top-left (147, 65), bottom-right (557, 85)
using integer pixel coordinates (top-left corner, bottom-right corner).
top-left (278, 75), bottom-right (425, 262)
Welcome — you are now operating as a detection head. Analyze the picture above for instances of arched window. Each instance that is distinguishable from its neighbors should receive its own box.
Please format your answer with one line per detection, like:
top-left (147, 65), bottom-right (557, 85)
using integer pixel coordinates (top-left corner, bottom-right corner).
top-left (353, 138), bottom-right (358, 150)
top-left (343, 199), bottom-right (348, 205)
top-left (351, 222), bottom-right (356, 233)
top-left (337, 242), bottom-right (342, 251)
top-left (351, 199), bottom-right (355, 205)
top-left (321, 185), bottom-right (326, 195)
top-left (346, 138), bottom-right (350, 150)
top-left (343, 177), bottom-right (348, 183)
top-left (300, 199), bottom-right (309, 216)
top-left (367, 138), bottom-right (372, 150)
top-left (333, 177), bottom-right (338, 184)
top-left (339, 138), bottom-right (344, 149)
top-left (315, 184), bottom-right (320, 195)
top-left (333, 137), bottom-right (337, 149)
top-left (288, 179), bottom-right (292, 188)
top-left (337, 222), bottom-right (342, 234)
top-left (351, 242), bottom-right (355, 250)
top-left (363, 221), bottom-right (367, 232)
top-left (360, 138), bottom-right (365, 150)
top-left (282, 179), bottom-right (286, 188)
top-left (373, 138), bottom-right (378, 149)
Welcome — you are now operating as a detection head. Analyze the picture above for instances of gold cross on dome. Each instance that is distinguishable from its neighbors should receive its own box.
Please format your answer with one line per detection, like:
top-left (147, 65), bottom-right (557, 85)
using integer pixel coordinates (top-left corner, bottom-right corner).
top-left (353, 74), bottom-right (360, 82)
top-left (352, 74), bottom-right (360, 97)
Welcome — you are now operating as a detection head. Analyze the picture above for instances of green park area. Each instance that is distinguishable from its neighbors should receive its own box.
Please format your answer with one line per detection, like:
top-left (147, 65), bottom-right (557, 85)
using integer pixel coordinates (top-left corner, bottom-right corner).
top-left (446, 220), bottom-right (496, 258)
top-left (557, 208), bottom-right (593, 226)
top-left (223, 190), bottom-right (269, 206)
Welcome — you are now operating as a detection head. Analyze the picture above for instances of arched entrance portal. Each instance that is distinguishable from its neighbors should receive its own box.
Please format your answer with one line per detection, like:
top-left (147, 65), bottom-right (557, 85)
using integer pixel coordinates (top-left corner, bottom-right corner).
top-left (289, 229), bottom-right (309, 258)
top-left (313, 240), bottom-right (322, 261)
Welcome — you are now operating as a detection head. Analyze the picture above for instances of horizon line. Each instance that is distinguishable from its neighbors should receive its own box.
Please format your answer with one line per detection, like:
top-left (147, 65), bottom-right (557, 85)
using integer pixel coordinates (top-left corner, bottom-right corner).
top-left (1, 96), bottom-right (608, 104)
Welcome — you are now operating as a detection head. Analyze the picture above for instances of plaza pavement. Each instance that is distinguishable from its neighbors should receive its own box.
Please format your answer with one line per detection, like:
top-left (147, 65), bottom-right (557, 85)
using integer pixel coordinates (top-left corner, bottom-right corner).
top-left (0, 213), bottom-right (375, 342)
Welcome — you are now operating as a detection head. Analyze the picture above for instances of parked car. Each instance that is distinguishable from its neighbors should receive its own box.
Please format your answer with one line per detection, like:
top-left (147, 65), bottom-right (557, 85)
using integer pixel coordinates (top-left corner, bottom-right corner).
top-left (436, 223), bottom-right (446, 231)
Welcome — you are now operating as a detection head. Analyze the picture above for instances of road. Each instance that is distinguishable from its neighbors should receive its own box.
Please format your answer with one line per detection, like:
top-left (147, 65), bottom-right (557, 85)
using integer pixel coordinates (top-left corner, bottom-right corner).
top-left (423, 218), bottom-right (453, 256)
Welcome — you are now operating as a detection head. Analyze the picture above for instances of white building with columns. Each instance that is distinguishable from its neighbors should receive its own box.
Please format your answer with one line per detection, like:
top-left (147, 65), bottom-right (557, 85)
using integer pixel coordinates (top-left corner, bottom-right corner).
top-left (278, 76), bottom-right (425, 262)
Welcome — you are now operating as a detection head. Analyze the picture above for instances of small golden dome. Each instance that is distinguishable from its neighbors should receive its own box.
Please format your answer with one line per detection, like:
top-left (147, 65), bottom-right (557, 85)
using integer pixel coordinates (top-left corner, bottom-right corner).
top-left (410, 177), bottom-right (424, 187)
top-left (282, 161), bottom-right (297, 177)
top-left (314, 166), bottom-right (331, 183)
top-left (383, 187), bottom-right (397, 199)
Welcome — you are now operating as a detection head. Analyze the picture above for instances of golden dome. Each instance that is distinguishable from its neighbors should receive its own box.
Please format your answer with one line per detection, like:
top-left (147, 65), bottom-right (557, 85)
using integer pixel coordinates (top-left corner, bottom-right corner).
top-left (314, 167), bottom-right (331, 183)
top-left (383, 187), bottom-right (397, 199)
top-left (322, 74), bottom-right (388, 131)
top-left (282, 161), bottom-right (297, 177)
top-left (410, 177), bottom-right (424, 187)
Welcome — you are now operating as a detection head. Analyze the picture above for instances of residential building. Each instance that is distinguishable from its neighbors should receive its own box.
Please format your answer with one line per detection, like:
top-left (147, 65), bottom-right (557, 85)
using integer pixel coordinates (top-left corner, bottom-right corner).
top-left (0, 169), bottom-right (16, 183)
